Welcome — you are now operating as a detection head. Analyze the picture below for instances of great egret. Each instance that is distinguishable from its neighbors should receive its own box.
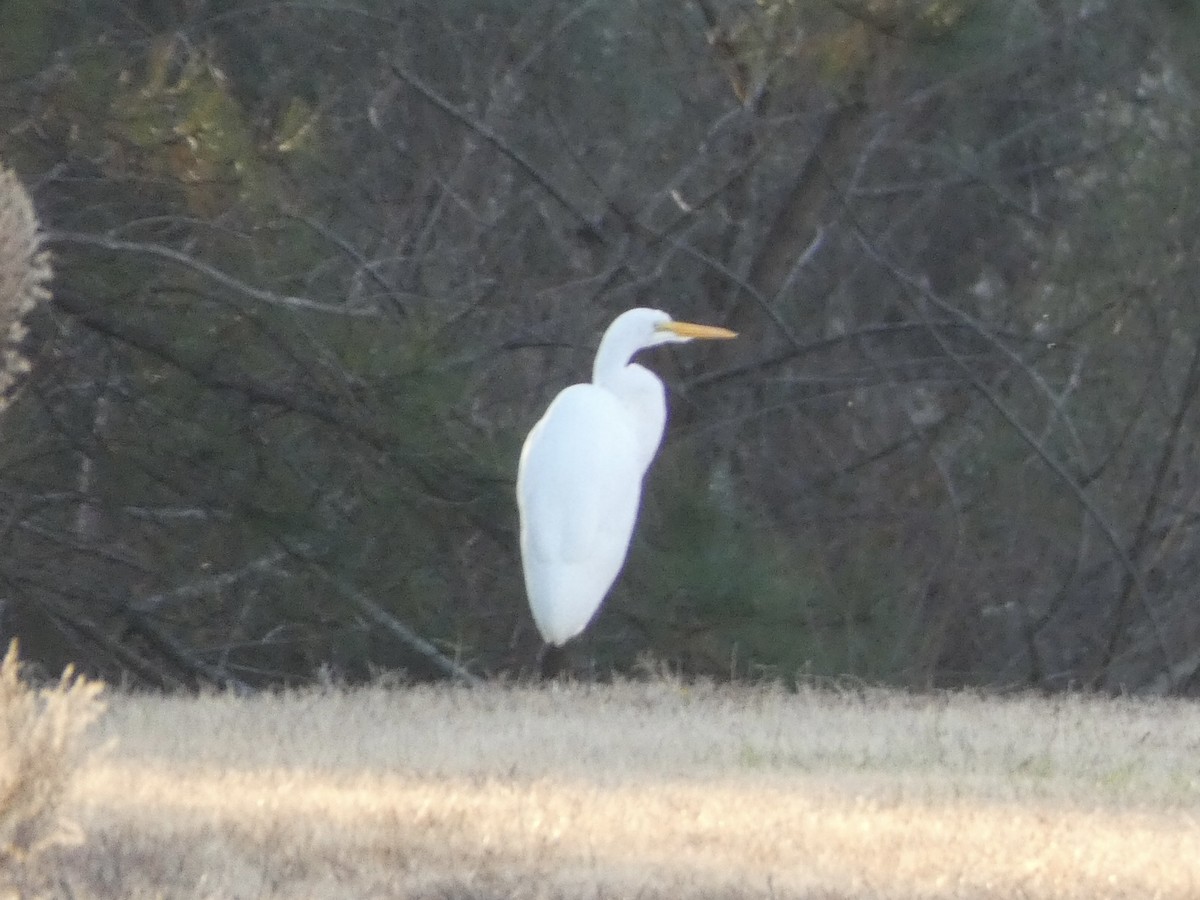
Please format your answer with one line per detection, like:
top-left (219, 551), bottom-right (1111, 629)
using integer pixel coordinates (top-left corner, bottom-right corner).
top-left (517, 308), bottom-right (736, 676)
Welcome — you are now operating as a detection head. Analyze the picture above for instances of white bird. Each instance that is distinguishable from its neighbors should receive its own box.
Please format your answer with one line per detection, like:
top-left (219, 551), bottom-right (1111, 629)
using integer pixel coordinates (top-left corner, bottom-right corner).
top-left (517, 308), bottom-right (736, 676)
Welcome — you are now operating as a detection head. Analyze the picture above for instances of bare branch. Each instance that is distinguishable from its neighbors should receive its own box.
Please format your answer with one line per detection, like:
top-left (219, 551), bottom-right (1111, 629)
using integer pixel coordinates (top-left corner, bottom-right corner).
top-left (122, 609), bottom-right (253, 694)
top-left (280, 211), bottom-right (410, 318)
top-left (45, 231), bottom-right (380, 318)
top-left (1097, 337), bottom-right (1200, 683)
top-left (306, 563), bottom-right (481, 686)
top-left (1146, 643), bottom-right (1200, 695)
top-left (389, 62), bottom-right (597, 234)
top-left (43, 608), bottom-right (186, 691)
top-left (132, 550), bottom-right (289, 615)
top-left (852, 229), bottom-right (1177, 679)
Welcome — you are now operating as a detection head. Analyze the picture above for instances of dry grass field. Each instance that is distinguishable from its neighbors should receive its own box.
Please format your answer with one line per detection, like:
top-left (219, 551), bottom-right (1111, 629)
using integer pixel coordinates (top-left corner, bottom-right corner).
top-left (4, 664), bottom-right (1200, 899)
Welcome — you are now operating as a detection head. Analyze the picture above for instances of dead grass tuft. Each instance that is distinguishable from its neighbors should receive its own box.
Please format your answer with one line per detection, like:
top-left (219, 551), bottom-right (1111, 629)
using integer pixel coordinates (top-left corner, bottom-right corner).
top-left (0, 640), bottom-right (106, 872)
top-left (0, 162), bottom-right (52, 409)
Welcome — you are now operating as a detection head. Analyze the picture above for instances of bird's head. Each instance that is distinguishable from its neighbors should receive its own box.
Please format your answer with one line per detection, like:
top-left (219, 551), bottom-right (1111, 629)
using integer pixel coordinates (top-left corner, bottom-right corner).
top-left (592, 308), bottom-right (737, 386)
top-left (612, 307), bottom-right (738, 350)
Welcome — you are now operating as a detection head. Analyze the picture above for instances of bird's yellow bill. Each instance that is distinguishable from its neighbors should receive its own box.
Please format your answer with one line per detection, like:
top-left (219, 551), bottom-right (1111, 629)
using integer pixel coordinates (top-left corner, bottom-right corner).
top-left (657, 321), bottom-right (738, 340)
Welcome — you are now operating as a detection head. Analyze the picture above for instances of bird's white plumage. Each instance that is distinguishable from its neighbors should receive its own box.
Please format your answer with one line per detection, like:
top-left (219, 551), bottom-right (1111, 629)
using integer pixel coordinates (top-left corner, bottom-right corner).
top-left (518, 383), bottom-right (646, 644)
top-left (517, 308), bottom-right (736, 648)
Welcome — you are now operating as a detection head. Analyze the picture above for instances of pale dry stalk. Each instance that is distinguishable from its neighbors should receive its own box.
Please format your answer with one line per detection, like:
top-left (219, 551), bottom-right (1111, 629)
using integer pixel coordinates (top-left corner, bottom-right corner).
top-left (0, 641), bottom-right (106, 867)
top-left (0, 163), bottom-right (52, 410)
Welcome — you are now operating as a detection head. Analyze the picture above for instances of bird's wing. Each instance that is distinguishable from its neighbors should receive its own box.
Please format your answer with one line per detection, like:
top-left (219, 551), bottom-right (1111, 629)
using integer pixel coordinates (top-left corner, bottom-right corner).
top-left (517, 383), bottom-right (644, 564)
top-left (517, 383), bottom-right (647, 644)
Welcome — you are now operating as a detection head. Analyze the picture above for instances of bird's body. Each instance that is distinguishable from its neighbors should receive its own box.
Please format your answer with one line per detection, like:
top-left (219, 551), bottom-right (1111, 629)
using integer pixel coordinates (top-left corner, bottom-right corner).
top-left (518, 379), bottom-right (652, 645)
top-left (517, 308), bottom-right (736, 664)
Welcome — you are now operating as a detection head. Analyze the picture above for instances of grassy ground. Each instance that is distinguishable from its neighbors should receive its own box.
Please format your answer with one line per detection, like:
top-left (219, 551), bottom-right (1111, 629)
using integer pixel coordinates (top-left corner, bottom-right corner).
top-left (5, 674), bottom-right (1200, 898)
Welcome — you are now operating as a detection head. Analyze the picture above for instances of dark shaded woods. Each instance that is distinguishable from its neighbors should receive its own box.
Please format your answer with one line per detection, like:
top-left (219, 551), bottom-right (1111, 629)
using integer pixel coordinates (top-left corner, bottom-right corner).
top-left (2, 0), bottom-right (1200, 693)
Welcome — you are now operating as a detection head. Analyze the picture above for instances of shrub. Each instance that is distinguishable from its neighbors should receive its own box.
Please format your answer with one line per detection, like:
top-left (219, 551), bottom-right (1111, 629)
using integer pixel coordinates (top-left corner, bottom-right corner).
top-left (0, 640), bottom-right (105, 869)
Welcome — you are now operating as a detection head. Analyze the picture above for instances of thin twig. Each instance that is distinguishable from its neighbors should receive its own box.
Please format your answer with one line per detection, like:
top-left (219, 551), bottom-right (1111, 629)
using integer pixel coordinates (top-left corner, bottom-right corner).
top-left (46, 230), bottom-right (380, 317)
top-left (852, 230), bottom-right (1176, 679)
top-left (1097, 337), bottom-right (1200, 684)
top-left (307, 563), bottom-right (481, 686)
top-left (389, 63), bottom-right (595, 232)
top-left (122, 609), bottom-right (254, 693)
top-left (132, 550), bottom-right (288, 614)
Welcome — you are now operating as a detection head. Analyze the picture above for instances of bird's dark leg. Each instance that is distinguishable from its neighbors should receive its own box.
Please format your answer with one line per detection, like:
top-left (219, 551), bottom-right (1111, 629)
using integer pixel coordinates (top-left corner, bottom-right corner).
top-left (538, 642), bottom-right (569, 680)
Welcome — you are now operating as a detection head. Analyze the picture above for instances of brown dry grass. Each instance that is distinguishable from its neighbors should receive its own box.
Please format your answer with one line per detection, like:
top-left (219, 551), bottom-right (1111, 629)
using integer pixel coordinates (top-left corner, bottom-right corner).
top-left (16, 677), bottom-right (1200, 898)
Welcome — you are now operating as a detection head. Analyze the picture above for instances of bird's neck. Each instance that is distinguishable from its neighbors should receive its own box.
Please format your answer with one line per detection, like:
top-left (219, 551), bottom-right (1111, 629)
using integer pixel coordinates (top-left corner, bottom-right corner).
top-left (595, 362), bottom-right (667, 475)
top-left (592, 330), bottom-right (641, 388)
top-left (590, 324), bottom-right (669, 473)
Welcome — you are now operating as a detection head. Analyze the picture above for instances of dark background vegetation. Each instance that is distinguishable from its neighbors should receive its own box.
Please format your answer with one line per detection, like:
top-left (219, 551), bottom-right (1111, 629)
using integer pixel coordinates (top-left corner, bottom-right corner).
top-left (2, 0), bottom-right (1200, 693)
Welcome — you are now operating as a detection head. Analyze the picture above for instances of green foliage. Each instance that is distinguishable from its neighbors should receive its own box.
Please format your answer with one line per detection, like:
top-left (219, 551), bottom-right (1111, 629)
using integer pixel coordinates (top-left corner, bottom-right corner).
top-left (109, 38), bottom-right (286, 218)
top-left (0, 0), bottom-right (53, 79)
top-left (0, 10), bottom-right (523, 682)
top-left (904, 1), bottom-right (1040, 73)
top-left (615, 452), bottom-right (916, 682)
top-left (719, 0), bottom-right (995, 103)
